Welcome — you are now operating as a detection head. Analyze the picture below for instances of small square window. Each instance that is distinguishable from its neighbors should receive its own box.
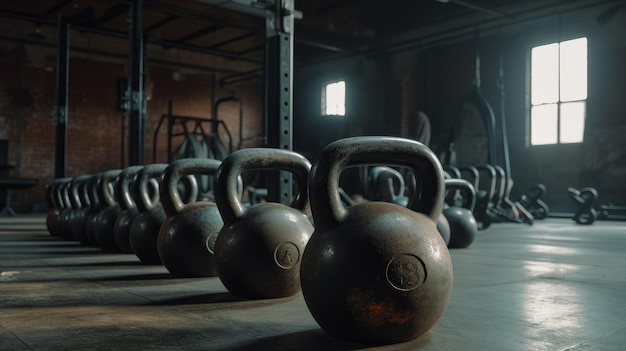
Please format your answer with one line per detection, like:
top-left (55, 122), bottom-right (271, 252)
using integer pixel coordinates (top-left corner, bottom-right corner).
top-left (322, 80), bottom-right (345, 116)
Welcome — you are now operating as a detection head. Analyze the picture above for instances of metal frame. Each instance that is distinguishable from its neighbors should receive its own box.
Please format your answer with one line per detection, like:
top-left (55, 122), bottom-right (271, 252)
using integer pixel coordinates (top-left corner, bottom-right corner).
top-left (54, 17), bottom-right (69, 178)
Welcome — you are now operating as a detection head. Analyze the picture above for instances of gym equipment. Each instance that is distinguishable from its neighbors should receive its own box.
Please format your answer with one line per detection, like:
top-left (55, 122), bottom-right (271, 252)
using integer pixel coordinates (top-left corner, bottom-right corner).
top-left (114, 166), bottom-right (144, 254)
top-left (518, 184), bottom-right (549, 220)
top-left (444, 178), bottom-right (478, 249)
top-left (58, 179), bottom-right (78, 241)
top-left (84, 175), bottom-right (106, 246)
top-left (214, 148), bottom-right (313, 299)
top-left (368, 166), bottom-right (406, 205)
top-left (473, 164), bottom-right (496, 230)
top-left (568, 187), bottom-right (598, 225)
top-left (91, 169), bottom-right (123, 252)
top-left (129, 164), bottom-right (169, 264)
top-left (158, 158), bottom-right (221, 278)
top-left (45, 179), bottom-right (62, 237)
top-left (599, 204), bottom-right (626, 221)
top-left (69, 175), bottom-right (92, 245)
top-left (301, 136), bottom-right (452, 345)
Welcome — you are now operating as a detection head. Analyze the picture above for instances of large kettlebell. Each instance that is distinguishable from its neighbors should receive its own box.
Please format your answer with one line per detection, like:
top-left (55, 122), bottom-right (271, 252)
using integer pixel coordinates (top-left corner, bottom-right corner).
top-left (55, 179), bottom-right (76, 240)
top-left (114, 166), bottom-right (144, 254)
top-left (84, 175), bottom-right (107, 246)
top-left (129, 163), bottom-right (169, 264)
top-left (444, 178), bottom-right (478, 249)
top-left (158, 158), bottom-right (222, 278)
top-left (213, 148), bottom-right (313, 299)
top-left (301, 136), bottom-right (452, 345)
top-left (92, 169), bottom-right (123, 251)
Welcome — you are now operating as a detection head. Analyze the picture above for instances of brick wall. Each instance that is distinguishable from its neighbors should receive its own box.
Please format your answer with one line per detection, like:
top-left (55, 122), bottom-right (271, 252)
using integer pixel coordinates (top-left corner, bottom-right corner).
top-left (0, 48), bottom-right (264, 210)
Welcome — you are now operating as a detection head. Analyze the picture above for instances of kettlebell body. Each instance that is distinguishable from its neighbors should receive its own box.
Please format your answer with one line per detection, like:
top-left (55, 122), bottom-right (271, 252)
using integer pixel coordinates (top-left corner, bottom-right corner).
top-left (214, 148), bottom-right (313, 299)
top-left (157, 158), bottom-right (220, 278)
top-left (69, 175), bottom-right (93, 245)
top-left (301, 136), bottom-right (452, 345)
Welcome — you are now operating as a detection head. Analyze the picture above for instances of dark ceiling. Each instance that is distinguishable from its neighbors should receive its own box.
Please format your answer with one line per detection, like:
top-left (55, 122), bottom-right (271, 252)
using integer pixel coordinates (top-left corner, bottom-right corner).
top-left (0, 0), bottom-right (623, 85)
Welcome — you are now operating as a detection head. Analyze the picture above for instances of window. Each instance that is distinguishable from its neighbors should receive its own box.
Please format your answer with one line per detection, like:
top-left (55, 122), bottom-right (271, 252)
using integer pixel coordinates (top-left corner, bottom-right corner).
top-left (530, 37), bottom-right (587, 145)
top-left (322, 80), bottom-right (345, 116)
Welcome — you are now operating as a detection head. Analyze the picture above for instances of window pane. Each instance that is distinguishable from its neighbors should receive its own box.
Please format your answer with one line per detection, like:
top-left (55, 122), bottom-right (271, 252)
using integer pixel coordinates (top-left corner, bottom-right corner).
top-left (324, 81), bottom-right (345, 116)
top-left (560, 37), bottom-right (587, 102)
top-left (531, 104), bottom-right (558, 145)
top-left (560, 101), bottom-right (586, 143)
top-left (531, 43), bottom-right (559, 105)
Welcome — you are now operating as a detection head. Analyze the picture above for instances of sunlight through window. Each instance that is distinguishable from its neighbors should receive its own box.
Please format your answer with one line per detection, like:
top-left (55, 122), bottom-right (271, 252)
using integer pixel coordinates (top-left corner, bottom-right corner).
top-left (322, 80), bottom-right (346, 116)
top-left (530, 37), bottom-right (587, 145)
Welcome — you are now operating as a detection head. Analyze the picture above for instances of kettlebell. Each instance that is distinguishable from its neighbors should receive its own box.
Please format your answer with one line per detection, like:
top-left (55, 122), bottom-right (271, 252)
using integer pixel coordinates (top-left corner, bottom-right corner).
top-left (114, 165), bottom-right (144, 254)
top-left (45, 179), bottom-right (64, 237)
top-left (55, 179), bottom-right (75, 240)
top-left (444, 178), bottom-right (478, 249)
top-left (157, 158), bottom-right (222, 278)
top-left (368, 166), bottom-right (406, 204)
top-left (84, 175), bottom-right (107, 246)
top-left (69, 175), bottom-right (93, 245)
top-left (301, 136), bottom-right (452, 345)
top-left (92, 169), bottom-right (123, 251)
top-left (213, 148), bottom-right (313, 299)
top-left (129, 163), bottom-right (169, 264)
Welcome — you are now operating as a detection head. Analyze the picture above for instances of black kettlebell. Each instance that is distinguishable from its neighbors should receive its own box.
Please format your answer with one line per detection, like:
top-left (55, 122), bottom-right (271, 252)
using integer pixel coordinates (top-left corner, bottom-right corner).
top-left (114, 165), bottom-right (144, 254)
top-left (368, 166), bottom-right (405, 203)
top-left (301, 136), bottom-right (452, 345)
top-left (92, 169), bottom-right (123, 251)
top-left (69, 175), bottom-right (93, 245)
top-left (84, 175), bottom-right (107, 246)
top-left (158, 158), bottom-right (222, 278)
top-left (45, 179), bottom-right (64, 237)
top-left (444, 178), bottom-right (478, 249)
top-left (213, 148), bottom-right (313, 299)
top-left (55, 179), bottom-right (75, 240)
top-left (129, 164), bottom-right (169, 264)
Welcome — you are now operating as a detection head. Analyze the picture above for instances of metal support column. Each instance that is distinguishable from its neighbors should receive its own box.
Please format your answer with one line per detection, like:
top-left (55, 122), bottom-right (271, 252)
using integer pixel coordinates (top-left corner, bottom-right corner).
top-left (265, 0), bottom-right (295, 204)
top-left (54, 17), bottom-right (69, 178)
top-left (128, 0), bottom-right (145, 165)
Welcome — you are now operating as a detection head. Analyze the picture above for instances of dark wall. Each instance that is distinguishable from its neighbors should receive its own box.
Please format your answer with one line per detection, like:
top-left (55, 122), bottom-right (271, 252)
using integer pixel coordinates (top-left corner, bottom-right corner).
top-left (293, 7), bottom-right (626, 213)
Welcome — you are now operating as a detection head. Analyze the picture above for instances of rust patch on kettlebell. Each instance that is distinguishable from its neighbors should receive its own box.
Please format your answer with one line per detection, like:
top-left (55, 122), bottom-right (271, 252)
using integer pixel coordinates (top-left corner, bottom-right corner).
top-left (274, 242), bottom-right (300, 269)
top-left (347, 289), bottom-right (413, 327)
top-left (385, 254), bottom-right (426, 291)
top-left (206, 233), bottom-right (218, 254)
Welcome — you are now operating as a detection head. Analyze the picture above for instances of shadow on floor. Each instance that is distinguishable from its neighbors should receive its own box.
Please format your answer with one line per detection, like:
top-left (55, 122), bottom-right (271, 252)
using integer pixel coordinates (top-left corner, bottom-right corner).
top-left (222, 329), bottom-right (368, 351)
top-left (147, 292), bottom-right (247, 305)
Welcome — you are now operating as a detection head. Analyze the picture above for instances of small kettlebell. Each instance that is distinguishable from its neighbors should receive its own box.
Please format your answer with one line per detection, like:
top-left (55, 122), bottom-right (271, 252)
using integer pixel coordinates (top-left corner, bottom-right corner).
top-left (444, 178), bottom-right (478, 249)
top-left (56, 179), bottom-right (76, 240)
top-left (45, 179), bottom-right (66, 237)
top-left (157, 158), bottom-right (223, 278)
top-left (69, 175), bottom-right (93, 244)
top-left (301, 136), bottom-right (452, 345)
top-left (213, 148), bottom-right (313, 299)
top-left (114, 166), bottom-right (144, 254)
top-left (92, 169), bottom-right (123, 251)
top-left (129, 164), bottom-right (169, 264)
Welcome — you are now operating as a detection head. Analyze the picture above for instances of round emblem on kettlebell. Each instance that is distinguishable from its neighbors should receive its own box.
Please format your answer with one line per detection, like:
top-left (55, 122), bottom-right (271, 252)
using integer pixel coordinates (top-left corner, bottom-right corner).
top-left (274, 242), bottom-right (300, 269)
top-left (206, 233), bottom-right (218, 254)
top-left (385, 254), bottom-right (427, 291)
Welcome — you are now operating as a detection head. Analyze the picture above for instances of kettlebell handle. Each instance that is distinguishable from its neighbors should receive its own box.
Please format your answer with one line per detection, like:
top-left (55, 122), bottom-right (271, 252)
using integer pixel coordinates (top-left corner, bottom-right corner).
top-left (135, 163), bottom-right (168, 212)
top-left (214, 148), bottom-right (312, 225)
top-left (118, 165), bottom-right (144, 211)
top-left (309, 136), bottom-right (445, 229)
top-left (161, 158), bottom-right (220, 216)
top-left (99, 169), bottom-right (122, 207)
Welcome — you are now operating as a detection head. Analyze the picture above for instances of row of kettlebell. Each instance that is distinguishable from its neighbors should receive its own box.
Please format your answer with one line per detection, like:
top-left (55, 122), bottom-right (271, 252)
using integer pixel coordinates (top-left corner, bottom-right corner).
top-left (45, 136), bottom-right (454, 346)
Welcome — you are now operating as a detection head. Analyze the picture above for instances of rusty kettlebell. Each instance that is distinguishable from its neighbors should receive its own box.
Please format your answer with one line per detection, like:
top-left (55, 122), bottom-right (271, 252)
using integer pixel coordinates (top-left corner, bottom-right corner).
top-left (301, 136), bottom-right (452, 345)
top-left (92, 169), bottom-right (123, 251)
top-left (157, 158), bottom-right (222, 278)
top-left (129, 164), bottom-right (169, 264)
top-left (213, 148), bottom-right (313, 299)
top-left (444, 178), bottom-right (478, 249)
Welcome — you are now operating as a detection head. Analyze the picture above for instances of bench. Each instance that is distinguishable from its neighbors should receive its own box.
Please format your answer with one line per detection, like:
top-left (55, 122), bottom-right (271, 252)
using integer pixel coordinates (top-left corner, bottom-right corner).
top-left (0, 178), bottom-right (39, 216)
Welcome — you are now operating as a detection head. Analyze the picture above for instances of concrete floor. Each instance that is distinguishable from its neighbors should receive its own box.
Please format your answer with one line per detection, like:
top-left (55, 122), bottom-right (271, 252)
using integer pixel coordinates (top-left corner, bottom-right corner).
top-left (1, 215), bottom-right (625, 351)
